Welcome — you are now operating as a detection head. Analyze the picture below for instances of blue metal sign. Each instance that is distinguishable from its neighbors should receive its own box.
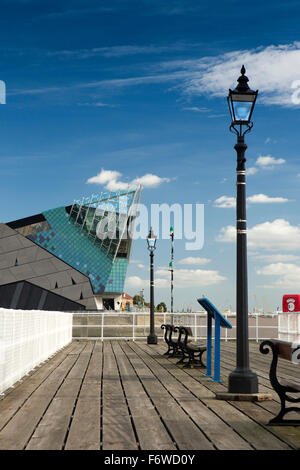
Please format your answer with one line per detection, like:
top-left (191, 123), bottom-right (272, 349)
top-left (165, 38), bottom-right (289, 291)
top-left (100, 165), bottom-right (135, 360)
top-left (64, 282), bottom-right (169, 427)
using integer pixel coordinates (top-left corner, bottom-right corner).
top-left (197, 297), bottom-right (232, 382)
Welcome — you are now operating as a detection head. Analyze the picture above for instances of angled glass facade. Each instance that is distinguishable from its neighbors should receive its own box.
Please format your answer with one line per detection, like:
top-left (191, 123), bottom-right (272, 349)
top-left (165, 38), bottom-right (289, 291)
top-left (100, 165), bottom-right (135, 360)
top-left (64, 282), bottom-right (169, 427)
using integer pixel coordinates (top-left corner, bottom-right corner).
top-left (8, 186), bottom-right (141, 297)
top-left (68, 186), bottom-right (139, 261)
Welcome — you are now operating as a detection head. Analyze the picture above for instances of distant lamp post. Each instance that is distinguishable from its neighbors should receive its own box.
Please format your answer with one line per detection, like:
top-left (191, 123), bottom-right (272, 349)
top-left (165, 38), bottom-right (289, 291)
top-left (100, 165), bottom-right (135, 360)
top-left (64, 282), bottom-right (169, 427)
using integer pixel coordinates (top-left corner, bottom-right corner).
top-left (227, 66), bottom-right (259, 394)
top-left (147, 227), bottom-right (157, 344)
top-left (169, 226), bottom-right (174, 324)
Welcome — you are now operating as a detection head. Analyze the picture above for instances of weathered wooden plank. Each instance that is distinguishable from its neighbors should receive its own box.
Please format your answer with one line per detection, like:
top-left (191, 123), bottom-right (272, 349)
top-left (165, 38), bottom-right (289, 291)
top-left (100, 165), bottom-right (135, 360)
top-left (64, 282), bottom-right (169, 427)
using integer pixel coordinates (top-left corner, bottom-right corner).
top-left (0, 339), bottom-right (298, 451)
top-left (194, 346), bottom-right (298, 449)
top-left (136, 341), bottom-right (292, 450)
top-left (65, 341), bottom-right (101, 450)
top-left (123, 342), bottom-right (214, 450)
top-left (225, 341), bottom-right (299, 377)
top-left (132, 342), bottom-right (253, 450)
top-left (26, 397), bottom-right (76, 450)
top-left (0, 342), bottom-right (76, 431)
top-left (113, 341), bottom-right (176, 450)
top-left (0, 354), bottom-right (78, 449)
top-left (65, 398), bottom-right (101, 450)
top-left (83, 340), bottom-right (102, 384)
top-left (26, 342), bottom-right (94, 450)
top-left (102, 342), bottom-right (138, 450)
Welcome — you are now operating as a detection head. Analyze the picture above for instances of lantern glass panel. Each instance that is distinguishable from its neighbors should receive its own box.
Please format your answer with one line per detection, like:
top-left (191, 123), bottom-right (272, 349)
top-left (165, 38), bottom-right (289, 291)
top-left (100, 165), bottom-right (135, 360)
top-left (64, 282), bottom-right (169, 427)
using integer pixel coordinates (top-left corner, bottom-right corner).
top-left (233, 101), bottom-right (252, 122)
top-left (147, 238), bottom-right (156, 249)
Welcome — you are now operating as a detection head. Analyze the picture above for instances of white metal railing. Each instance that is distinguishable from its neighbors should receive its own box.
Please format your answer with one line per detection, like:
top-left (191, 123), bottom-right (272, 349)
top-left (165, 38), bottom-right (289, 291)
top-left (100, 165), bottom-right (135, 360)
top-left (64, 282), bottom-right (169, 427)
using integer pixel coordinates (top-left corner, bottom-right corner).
top-left (72, 311), bottom-right (280, 342)
top-left (0, 308), bottom-right (72, 395)
top-left (278, 312), bottom-right (300, 342)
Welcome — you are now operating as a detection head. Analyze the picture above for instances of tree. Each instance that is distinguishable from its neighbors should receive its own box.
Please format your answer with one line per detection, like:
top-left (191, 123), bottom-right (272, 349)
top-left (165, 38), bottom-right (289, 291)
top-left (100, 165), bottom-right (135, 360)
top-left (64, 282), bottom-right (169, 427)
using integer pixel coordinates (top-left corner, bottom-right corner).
top-left (155, 302), bottom-right (167, 312)
top-left (133, 295), bottom-right (144, 306)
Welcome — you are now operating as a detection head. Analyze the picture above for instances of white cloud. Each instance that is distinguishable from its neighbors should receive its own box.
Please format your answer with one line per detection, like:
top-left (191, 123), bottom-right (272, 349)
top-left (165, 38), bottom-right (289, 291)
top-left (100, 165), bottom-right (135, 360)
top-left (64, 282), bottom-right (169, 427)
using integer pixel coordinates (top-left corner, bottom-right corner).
top-left (182, 106), bottom-right (210, 112)
top-left (256, 262), bottom-right (300, 289)
top-left (246, 155), bottom-right (284, 176)
top-left (77, 101), bottom-right (116, 107)
top-left (217, 218), bottom-right (300, 251)
top-left (125, 275), bottom-right (169, 289)
top-left (217, 225), bottom-right (236, 243)
top-left (214, 193), bottom-right (289, 208)
top-left (47, 43), bottom-right (200, 59)
top-left (125, 267), bottom-right (226, 290)
top-left (105, 179), bottom-right (130, 191)
top-left (171, 42), bottom-right (300, 106)
top-left (87, 169), bottom-right (121, 185)
top-left (156, 267), bottom-right (226, 287)
top-left (132, 173), bottom-right (170, 187)
top-left (125, 276), bottom-right (146, 289)
top-left (87, 168), bottom-right (170, 190)
top-left (214, 196), bottom-right (236, 208)
top-left (178, 257), bottom-right (211, 265)
top-left (256, 155), bottom-right (285, 167)
top-left (12, 42), bottom-right (300, 109)
top-left (246, 167), bottom-right (258, 176)
top-left (251, 253), bottom-right (300, 262)
top-left (247, 194), bottom-right (289, 204)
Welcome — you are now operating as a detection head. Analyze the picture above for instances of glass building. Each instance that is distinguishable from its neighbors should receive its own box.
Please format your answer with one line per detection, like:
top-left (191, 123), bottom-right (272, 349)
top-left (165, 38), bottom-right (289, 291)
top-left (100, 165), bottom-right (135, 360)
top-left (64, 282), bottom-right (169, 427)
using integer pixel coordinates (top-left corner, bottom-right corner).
top-left (0, 185), bottom-right (141, 311)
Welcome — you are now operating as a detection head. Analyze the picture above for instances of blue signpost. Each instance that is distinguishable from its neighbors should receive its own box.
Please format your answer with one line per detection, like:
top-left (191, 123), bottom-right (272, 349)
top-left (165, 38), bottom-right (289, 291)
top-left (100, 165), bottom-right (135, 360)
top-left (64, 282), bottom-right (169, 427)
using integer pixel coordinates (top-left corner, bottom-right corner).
top-left (197, 297), bottom-right (232, 382)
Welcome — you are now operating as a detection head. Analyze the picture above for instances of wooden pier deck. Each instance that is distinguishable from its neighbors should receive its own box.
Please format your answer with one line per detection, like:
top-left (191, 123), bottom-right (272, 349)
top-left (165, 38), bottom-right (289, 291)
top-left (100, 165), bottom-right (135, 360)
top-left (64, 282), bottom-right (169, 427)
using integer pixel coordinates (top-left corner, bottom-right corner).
top-left (0, 340), bottom-right (299, 450)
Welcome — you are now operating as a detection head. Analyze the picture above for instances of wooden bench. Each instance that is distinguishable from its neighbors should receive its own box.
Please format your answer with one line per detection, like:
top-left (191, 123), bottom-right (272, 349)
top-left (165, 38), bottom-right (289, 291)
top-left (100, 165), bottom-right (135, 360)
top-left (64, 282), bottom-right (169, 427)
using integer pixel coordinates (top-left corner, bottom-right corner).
top-left (260, 339), bottom-right (300, 425)
top-left (176, 326), bottom-right (206, 368)
top-left (161, 324), bottom-right (178, 357)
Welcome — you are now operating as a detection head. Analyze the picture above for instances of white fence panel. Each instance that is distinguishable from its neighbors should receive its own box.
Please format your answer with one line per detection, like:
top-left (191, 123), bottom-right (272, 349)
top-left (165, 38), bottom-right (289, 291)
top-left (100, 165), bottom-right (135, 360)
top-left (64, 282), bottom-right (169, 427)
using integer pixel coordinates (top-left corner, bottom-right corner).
top-left (278, 312), bottom-right (300, 343)
top-left (0, 308), bottom-right (72, 394)
top-left (72, 311), bottom-right (279, 342)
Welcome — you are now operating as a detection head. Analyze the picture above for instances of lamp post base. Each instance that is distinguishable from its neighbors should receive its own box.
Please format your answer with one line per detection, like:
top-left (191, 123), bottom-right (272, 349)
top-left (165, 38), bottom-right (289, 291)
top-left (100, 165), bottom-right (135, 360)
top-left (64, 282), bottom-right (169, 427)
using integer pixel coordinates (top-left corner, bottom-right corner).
top-left (215, 392), bottom-right (272, 402)
top-left (147, 334), bottom-right (158, 345)
top-left (228, 368), bottom-right (258, 394)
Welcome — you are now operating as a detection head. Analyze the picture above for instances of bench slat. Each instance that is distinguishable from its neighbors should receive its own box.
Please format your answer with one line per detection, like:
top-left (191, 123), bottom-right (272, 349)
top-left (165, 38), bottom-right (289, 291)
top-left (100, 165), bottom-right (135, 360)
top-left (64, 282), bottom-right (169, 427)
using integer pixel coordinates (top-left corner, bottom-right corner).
top-left (269, 339), bottom-right (299, 361)
top-left (280, 378), bottom-right (300, 392)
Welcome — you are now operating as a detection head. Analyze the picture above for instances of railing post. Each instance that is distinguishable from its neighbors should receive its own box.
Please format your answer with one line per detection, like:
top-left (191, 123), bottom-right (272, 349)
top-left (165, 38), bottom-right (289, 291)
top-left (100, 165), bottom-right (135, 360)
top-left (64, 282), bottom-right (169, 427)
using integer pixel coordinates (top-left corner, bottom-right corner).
top-left (206, 315), bottom-right (212, 378)
top-left (133, 313), bottom-right (135, 342)
top-left (101, 311), bottom-right (104, 341)
top-left (256, 313), bottom-right (258, 343)
top-left (194, 312), bottom-right (197, 341)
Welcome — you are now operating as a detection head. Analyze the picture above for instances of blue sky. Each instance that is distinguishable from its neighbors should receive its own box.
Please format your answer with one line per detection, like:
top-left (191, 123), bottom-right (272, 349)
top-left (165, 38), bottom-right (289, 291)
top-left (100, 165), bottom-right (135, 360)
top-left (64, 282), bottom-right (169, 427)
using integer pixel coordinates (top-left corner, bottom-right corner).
top-left (2, 0), bottom-right (300, 311)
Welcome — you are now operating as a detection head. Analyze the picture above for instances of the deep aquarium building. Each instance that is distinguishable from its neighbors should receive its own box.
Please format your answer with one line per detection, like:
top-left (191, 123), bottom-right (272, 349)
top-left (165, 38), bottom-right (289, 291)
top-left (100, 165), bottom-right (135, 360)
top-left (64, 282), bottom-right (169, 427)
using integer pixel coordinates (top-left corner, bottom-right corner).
top-left (0, 185), bottom-right (141, 311)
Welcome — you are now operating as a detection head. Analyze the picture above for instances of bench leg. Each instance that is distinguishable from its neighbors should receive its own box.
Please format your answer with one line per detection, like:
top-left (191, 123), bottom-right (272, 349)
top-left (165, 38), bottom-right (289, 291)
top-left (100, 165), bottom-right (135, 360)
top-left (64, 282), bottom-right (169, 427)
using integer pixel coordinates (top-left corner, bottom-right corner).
top-left (196, 350), bottom-right (206, 368)
top-left (164, 345), bottom-right (171, 356)
top-left (176, 348), bottom-right (188, 364)
top-left (269, 392), bottom-right (300, 426)
top-left (183, 352), bottom-right (197, 368)
top-left (182, 350), bottom-right (206, 369)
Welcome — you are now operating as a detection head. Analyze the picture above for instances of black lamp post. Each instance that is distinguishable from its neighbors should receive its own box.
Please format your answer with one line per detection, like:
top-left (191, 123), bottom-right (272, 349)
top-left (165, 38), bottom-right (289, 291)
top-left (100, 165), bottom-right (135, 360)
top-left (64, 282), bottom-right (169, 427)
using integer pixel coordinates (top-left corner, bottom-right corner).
top-left (169, 225), bottom-right (174, 325)
top-left (147, 227), bottom-right (157, 344)
top-left (227, 66), bottom-right (258, 394)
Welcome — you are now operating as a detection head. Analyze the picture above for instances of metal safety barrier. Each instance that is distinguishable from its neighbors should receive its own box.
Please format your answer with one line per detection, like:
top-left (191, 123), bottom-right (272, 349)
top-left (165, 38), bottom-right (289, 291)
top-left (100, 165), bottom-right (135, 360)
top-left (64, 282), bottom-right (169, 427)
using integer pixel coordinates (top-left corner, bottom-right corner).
top-left (0, 308), bottom-right (72, 394)
top-left (72, 311), bottom-right (279, 342)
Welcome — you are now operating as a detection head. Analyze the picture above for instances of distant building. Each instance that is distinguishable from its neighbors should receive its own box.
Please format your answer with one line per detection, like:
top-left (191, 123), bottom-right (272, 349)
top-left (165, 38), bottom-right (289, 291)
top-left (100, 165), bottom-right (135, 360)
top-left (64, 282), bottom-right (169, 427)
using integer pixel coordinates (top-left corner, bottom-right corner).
top-left (0, 186), bottom-right (141, 311)
top-left (121, 293), bottom-right (134, 311)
